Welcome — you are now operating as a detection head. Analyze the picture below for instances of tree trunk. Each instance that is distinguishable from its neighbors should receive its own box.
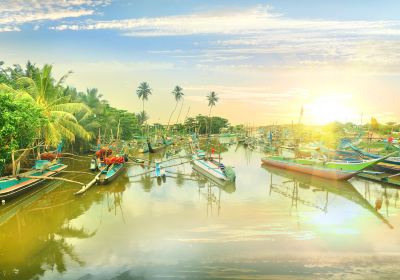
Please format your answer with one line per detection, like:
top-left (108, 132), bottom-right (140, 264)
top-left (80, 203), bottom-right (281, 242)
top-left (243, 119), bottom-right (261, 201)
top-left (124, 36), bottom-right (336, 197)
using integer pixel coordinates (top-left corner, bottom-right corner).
top-left (167, 101), bottom-right (178, 131)
top-left (142, 99), bottom-right (145, 137)
top-left (208, 106), bottom-right (213, 135)
top-left (175, 101), bottom-right (184, 125)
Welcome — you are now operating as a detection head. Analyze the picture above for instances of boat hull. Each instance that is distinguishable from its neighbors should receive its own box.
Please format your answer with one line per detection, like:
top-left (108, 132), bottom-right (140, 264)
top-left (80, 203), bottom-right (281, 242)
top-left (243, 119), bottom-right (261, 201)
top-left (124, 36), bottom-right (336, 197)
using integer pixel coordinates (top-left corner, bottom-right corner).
top-left (98, 163), bottom-right (125, 185)
top-left (261, 158), bottom-right (356, 180)
top-left (192, 159), bottom-right (227, 181)
top-left (0, 164), bottom-right (68, 202)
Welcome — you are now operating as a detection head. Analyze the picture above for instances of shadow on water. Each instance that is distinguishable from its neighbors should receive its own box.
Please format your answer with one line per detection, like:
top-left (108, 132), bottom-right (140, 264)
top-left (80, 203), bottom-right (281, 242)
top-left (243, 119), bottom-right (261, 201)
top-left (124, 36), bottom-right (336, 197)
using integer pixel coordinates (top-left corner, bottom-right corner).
top-left (191, 165), bottom-right (236, 217)
top-left (0, 157), bottom-right (131, 279)
top-left (3, 143), bottom-right (400, 279)
top-left (0, 182), bottom-right (101, 279)
top-left (261, 164), bottom-right (394, 229)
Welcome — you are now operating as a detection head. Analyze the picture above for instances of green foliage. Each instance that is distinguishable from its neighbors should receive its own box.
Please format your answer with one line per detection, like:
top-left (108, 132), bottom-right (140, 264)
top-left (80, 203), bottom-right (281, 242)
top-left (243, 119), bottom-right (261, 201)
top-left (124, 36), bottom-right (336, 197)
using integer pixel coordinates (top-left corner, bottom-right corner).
top-left (136, 81), bottom-right (152, 116)
top-left (207, 91), bottom-right (219, 107)
top-left (172, 85), bottom-right (184, 102)
top-left (136, 111), bottom-right (149, 126)
top-left (370, 117), bottom-right (379, 131)
top-left (119, 112), bottom-right (140, 140)
top-left (185, 115), bottom-right (229, 134)
top-left (1, 63), bottom-right (92, 145)
top-left (0, 91), bottom-right (45, 173)
top-left (0, 61), bottom-right (141, 153)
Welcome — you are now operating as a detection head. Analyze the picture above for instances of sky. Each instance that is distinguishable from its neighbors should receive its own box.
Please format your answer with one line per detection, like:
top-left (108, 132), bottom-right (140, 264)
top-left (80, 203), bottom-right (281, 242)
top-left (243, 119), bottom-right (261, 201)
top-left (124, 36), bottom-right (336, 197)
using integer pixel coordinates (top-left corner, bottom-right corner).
top-left (1, 0), bottom-right (399, 125)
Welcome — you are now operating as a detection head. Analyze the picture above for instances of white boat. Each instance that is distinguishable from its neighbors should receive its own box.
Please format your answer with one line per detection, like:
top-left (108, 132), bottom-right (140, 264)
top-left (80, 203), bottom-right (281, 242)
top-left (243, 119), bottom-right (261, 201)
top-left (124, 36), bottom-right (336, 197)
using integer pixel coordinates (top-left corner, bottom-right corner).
top-left (192, 156), bottom-right (228, 181)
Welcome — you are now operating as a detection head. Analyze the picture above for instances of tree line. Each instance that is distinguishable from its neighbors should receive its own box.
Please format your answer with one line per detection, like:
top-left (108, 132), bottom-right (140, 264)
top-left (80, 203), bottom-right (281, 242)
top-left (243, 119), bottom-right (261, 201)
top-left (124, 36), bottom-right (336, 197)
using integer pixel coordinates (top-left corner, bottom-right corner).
top-left (0, 61), bottom-right (229, 174)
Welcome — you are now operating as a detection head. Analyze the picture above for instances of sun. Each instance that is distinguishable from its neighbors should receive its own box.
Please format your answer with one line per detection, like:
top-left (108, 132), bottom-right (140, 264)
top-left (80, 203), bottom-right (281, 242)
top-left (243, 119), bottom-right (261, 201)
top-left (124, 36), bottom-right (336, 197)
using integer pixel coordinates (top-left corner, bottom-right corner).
top-left (304, 94), bottom-right (359, 125)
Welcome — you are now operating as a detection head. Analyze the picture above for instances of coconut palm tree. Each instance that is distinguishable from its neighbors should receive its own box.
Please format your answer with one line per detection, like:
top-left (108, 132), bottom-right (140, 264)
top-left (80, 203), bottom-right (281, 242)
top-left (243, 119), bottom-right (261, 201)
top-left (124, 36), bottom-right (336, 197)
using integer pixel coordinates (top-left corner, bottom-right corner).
top-left (136, 82), bottom-right (152, 117)
top-left (167, 85), bottom-right (184, 130)
top-left (0, 64), bottom-right (91, 146)
top-left (80, 88), bottom-right (103, 115)
top-left (207, 91), bottom-right (219, 134)
top-left (136, 111), bottom-right (149, 126)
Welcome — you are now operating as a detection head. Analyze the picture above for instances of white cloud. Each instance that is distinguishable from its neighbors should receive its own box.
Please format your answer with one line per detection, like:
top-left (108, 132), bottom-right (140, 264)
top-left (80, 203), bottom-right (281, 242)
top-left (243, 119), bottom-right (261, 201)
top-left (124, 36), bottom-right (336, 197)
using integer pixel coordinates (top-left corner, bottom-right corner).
top-left (47, 5), bottom-right (400, 70)
top-left (0, 0), bottom-right (110, 32)
top-left (50, 5), bottom-right (400, 38)
top-left (0, 26), bottom-right (21, 32)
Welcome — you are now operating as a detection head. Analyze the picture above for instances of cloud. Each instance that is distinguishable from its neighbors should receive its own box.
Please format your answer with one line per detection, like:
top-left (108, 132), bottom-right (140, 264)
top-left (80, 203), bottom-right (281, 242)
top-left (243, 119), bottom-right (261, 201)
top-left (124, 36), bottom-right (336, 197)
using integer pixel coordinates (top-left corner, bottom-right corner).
top-left (0, 0), bottom-right (110, 32)
top-left (0, 26), bottom-right (21, 32)
top-left (50, 5), bottom-right (400, 37)
top-left (48, 5), bottom-right (400, 71)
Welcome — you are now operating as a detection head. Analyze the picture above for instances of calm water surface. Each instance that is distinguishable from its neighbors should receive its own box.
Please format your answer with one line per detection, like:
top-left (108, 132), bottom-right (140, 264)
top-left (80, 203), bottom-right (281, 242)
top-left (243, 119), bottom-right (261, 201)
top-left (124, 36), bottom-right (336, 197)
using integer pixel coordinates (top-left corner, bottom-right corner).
top-left (1, 140), bottom-right (400, 279)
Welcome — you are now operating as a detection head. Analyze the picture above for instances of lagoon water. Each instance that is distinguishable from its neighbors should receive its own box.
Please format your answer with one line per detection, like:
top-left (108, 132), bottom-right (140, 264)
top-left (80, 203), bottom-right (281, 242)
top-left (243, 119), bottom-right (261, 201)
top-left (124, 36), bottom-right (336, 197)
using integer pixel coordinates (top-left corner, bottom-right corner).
top-left (1, 139), bottom-right (400, 279)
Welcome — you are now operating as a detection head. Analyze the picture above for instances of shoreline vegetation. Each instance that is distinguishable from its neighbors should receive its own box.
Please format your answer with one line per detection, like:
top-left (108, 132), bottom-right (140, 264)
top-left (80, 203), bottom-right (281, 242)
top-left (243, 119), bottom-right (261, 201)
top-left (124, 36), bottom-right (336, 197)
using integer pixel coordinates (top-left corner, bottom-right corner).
top-left (0, 61), bottom-right (231, 176)
top-left (0, 60), bottom-right (399, 178)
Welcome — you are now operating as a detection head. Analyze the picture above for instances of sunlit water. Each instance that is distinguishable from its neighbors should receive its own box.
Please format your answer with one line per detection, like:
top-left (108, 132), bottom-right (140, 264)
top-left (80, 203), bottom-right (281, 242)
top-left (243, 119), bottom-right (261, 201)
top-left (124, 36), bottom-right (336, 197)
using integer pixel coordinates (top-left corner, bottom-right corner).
top-left (1, 140), bottom-right (400, 279)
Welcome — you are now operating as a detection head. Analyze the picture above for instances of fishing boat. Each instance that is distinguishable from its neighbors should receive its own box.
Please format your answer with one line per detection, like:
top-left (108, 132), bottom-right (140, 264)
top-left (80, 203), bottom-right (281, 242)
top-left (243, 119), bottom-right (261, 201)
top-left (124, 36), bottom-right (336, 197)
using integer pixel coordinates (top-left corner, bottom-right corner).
top-left (90, 147), bottom-right (112, 171)
top-left (261, 154), bottom-right (390, 181)
top-left (138, 142), bottom-right (150, 153)
top-left (162, 136), bottom-right (173, 146)
top-left (147, 140), bottom-right (166, 153)
top-left (94, 120), bottom-right (128, 185)
top-left (191, 150), bottom-right (236, 182)
top-left (97, 155), bottom-right (127, 184)
top-left (0, 160), bottom-right (67, 203)
top-left (349, 145), bottom-right (400, 167)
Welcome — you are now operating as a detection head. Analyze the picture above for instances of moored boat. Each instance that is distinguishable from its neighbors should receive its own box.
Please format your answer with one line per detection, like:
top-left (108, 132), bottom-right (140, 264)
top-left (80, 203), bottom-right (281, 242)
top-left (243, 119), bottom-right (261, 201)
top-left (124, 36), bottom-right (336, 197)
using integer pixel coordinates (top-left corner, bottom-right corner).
top-left (146, 139), bottom-right (167, 153)
top-left (97, 155), bottom-right (127, 184)
top-left (0, 160), bottom-right (67, 203)
top-left (191, 150), bottom-right (236, 182)
top-left (349, 145), bottom-right (400, 168)
top-left (261, 155), bottom-right (389, 181)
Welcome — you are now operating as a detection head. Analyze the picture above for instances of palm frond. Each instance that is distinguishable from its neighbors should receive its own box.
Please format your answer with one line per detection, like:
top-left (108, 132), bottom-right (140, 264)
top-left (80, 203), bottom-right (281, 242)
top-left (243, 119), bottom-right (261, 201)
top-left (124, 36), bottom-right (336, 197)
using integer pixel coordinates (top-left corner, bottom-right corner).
top-left (50, 111), bottom-right (78, 122)
top-left (52, 103), bottom-right (91, 115)
top-left (16, 77), bottom-right (39, 99)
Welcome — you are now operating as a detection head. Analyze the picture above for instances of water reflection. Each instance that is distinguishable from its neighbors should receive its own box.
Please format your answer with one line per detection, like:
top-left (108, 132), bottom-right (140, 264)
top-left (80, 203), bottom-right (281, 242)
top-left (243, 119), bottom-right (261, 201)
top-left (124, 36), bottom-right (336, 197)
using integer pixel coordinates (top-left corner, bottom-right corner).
top-left (357, 179), bottom-right (400, 219)
top-left (100, 179), bottom-right (127, 223)
top-left (192, 168), bottom-right (236, 217)
top-left (2, 145), bottom-right (400, 279)
top-left (0, 181), bottom-right (100, 279)
top-left (263, 164), bottom-right (394, 229)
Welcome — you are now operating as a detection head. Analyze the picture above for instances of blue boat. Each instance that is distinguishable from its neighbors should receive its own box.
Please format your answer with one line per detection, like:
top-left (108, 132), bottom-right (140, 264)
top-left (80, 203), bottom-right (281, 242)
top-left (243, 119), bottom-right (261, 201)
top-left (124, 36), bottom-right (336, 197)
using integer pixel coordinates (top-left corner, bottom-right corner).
top-left (0, 160), bottom-right (67, 203)
top-left (97, 158), bottom-right (126, 185)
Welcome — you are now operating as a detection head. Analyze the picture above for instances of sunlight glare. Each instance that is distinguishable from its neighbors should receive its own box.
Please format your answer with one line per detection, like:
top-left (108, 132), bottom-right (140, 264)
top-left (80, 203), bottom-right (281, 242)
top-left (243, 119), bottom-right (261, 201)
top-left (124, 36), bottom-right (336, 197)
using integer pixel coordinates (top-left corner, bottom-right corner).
top-left (304, 94), bottom-right (359, 125)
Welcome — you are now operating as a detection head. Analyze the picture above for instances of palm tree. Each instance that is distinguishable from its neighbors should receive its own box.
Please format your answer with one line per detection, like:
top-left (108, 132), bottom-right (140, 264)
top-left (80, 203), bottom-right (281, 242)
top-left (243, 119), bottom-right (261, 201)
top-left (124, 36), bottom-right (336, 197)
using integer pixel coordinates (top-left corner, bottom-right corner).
top-left (80, 88), bottom-right (103, 114)
top-left (167, 85), bottom-right (184, 130)
top-left (175, 97), bottom-right (185, 126)
top-left (136, 82), bottom-right (152, 118)
top-left (207, 91), bottom-right (219, 134)
top-left (136, 111), bottom-right (149, 126)
top-left (0, 64), bottom-right (91, 145)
